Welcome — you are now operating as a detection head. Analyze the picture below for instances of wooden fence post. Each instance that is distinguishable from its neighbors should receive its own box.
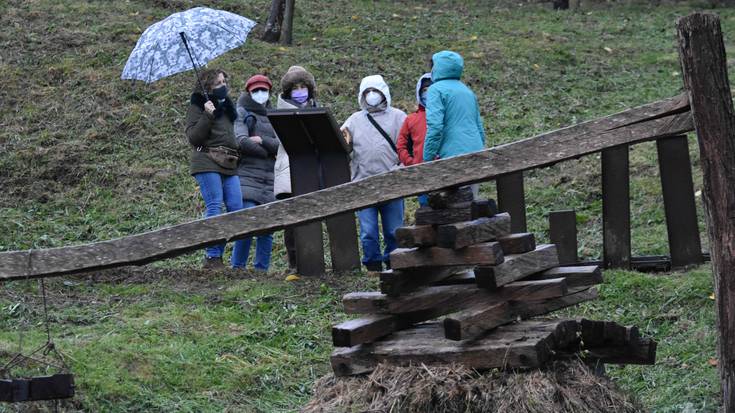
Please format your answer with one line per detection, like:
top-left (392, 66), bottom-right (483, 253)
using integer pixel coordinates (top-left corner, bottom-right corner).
top-left (549, 210), bottom-right (578, 265)
top-left (601, 145), bottom-right (631, 269)
top-left (656, 135), bottom-right (703, 268)
top-left (677, 12), bottom-right (735, 411)
top-left (497, 172), bottom-right (527, 233)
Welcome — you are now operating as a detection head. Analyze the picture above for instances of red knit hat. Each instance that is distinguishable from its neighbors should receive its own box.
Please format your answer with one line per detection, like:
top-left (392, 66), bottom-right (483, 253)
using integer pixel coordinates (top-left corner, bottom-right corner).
top-left (245, 74), bottom-right (272, 92)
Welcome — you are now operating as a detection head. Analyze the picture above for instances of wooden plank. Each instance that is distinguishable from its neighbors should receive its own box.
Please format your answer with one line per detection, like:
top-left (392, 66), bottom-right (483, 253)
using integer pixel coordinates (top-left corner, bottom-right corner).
top-left (390, 242), bottom-right (504, 270)
top-left (395, 225), bottom-right (437, 248)
top-left (443, 278), bottom-right (568, 340)
top-left (549, 210), bottom-right (578, 265)
top-left (0, 95), bottom-right (693, 281)
top-left (414, 199), bottom-right (497, 226)
top-left (678, 15), bottom-right (735, 409)
top-left (583, 338), bottom-right (657, 365)
top-left (656, 135), bottom-right (704, 268)
top-left (331, 320), bottom-right (565, 376)
top-left (343, 279), bottom-right (567, 315)
top-left (512, 286), bottom-right (599, 319)
top-left (379, 266), bottom-right (472, 297)
top-left (496, 172), bottom-right (527, 232)
top-left (436, 213), bottom-right (511, 249)
top-left (332, 315), bottom-right (396, 347)
top-left (498, 232), bottom-right (536, 254)
top-left (526, 265), bottom-right (603, 288)
top-left (427, 186), bottom-right (474, 209)
top-left (602, 145), bottom-right (631, 269)
top-left (474, 244), bottom-right (559, 289)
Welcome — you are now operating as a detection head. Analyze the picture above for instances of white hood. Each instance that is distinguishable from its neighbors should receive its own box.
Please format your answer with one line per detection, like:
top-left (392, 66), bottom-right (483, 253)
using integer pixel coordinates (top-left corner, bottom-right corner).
top-left (415, 72), bottom-right (432, 106)
top-left (358, 74), bottom-right (391, 110)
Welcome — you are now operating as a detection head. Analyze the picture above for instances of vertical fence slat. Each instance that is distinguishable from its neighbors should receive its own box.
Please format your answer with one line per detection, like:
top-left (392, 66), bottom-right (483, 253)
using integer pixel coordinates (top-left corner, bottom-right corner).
top-left (549, 210), bottom-right (578, 265)
top-left (602, 145), bottom-right (631, 269)
top-left (656, 135), bottom-right (704, 268)
top-left (497, 172), bottom-right (527, 233)
top-left (290, 154), bottom-right (326, 276)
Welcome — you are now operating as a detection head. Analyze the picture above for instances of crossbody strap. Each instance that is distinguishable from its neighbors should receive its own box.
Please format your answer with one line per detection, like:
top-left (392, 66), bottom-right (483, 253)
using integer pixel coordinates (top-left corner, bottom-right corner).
top-left (366, 113), bottom-right (398, 155)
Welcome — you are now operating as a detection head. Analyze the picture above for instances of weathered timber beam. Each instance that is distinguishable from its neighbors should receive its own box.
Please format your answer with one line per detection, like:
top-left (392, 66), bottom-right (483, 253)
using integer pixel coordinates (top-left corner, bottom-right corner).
top-left (475, 244), bottom-right (560, 289)
top-left (443, 277), bottom-right (568, 340)
top-left (342, 278), bottom-right (567, 314)
top-left (379, 266), bottom-right (472, 297)
top-left (0, 95), bottom-right (692, 281)
top-left (498, 232), bottom-right (536, 254)
top-left (436, 213), bottom-right (511, 249)
top-left (526, 265), bottom-right (603, 288)
top-left (395, 225), bottom-right (437, 248)
top-left (390, 242), bottom-right (504, 270)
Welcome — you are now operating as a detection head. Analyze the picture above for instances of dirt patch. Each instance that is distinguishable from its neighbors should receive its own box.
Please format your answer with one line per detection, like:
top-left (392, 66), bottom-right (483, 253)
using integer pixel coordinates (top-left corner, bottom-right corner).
top-left (303, 361), bottom-right (644, 413)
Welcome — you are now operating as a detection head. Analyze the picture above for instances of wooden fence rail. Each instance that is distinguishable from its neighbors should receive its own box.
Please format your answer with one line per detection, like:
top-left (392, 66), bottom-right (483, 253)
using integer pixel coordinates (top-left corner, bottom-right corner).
top-left (0, 94), bottom-right (692, 281)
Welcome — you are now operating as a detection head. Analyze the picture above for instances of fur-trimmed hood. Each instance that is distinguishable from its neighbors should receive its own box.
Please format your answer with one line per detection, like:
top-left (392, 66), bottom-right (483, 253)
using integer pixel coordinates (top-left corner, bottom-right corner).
top-left (190, 93), bottom-right (237, 122)
top-left (279, 65), bottom-right (317, 99)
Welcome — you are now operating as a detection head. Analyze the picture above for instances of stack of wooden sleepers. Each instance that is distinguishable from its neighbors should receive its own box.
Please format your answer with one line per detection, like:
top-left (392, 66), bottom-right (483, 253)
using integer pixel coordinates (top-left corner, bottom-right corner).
top-left (330, 187), bottom-right (656, 376)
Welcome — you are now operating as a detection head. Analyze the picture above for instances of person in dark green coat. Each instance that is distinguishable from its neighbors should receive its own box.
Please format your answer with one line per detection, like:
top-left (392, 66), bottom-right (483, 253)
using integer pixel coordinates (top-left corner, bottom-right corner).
top-left (422, 50), bottom-right (486, 163)
top-left (185, 68), bottom-right (247, 269)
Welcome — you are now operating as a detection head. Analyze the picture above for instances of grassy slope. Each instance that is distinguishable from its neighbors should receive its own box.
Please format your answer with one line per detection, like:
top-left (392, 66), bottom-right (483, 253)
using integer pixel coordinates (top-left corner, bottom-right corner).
top-left (0, 0), bottom-right (725, 411)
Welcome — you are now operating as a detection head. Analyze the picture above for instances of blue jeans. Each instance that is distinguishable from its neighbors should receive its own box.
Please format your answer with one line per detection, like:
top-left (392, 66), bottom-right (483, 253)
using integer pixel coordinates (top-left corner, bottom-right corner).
top-left (417, 194), bottom-right (429, 207)
top-left (194, 172), bottom-right (247, 264)
top-left (357, 198), bottom-right (404, 267)
top-left (232, 200), bottom-right (273, 271)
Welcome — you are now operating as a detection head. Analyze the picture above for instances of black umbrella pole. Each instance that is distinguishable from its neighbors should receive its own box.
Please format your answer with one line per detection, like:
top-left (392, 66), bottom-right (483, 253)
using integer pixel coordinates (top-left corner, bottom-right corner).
top-left (180, 32), bottom-right (208, 100)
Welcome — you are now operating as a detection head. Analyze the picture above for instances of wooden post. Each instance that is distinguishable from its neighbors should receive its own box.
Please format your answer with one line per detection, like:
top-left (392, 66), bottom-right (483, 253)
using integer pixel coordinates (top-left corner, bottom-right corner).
top-left (497, 172), bottom-right (527, 233)
top-left (656, 135), bottom-right (704, 268)
top-left (281, 0), bottom-right (295, 45)
top-left (601, 145), bottom-right (631, 269)
top-left (549, 210), bottom-right (578, 265)
top-left (677, 12), bottom-right (735, 411)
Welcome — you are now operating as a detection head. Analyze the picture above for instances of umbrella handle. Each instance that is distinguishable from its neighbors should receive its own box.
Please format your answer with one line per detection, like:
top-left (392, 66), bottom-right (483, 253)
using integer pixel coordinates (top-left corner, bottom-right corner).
top-left (180, 32), bottom-right (209, 101)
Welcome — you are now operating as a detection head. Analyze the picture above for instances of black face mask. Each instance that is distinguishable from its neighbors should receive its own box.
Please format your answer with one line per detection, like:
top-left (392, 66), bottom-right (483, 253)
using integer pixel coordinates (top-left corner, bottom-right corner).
top-left (211, 85), bottom-right (228, 100)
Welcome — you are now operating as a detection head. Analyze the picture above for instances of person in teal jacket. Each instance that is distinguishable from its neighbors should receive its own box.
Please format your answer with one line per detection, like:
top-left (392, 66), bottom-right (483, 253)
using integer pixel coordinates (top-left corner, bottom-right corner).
top-left (422, 50), bottom-right (485, 162)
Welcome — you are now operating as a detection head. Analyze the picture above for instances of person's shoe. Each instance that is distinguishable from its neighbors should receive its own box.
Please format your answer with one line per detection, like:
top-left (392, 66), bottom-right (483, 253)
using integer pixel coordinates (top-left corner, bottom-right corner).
top-left (384, 259), bottom-right (391, 270)
top-left (202, 256), bottom-right (225, 270)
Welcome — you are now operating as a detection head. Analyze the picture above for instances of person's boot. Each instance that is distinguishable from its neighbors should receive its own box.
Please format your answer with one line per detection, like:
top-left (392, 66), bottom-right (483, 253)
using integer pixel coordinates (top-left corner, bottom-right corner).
top-left (364, 261), bottom-right (382, 276)
top-left (202, 256), bottom-right (225, 270)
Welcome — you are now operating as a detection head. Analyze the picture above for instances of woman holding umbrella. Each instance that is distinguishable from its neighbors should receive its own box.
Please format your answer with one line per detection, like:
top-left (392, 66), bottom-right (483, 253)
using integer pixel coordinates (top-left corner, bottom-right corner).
top-left (186, 68), bottom-right (247, 269)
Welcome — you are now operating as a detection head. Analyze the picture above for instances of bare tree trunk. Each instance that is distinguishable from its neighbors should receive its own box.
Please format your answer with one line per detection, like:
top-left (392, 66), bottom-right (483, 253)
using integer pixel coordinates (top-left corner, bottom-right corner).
top-left (281, 0), bottom-right (295, 45)
top-left (677, 12), bottom-right (735, 412)
top-left (261, 0), bottom-right (285, 43)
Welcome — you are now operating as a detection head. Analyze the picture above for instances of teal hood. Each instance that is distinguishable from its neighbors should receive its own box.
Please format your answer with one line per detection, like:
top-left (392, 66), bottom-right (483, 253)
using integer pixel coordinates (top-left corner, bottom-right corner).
top-left (431, 51), bottom-right (464, 82)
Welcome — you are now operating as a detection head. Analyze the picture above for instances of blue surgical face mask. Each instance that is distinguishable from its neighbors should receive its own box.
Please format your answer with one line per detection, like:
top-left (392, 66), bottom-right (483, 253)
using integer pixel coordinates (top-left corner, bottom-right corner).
top-left (420, 91), bottom-right (428, 105)
top-left (291, 88), bottom-right (309, 104)
top-left (251, 90), bottom-right (269, 105)
top-left (211, 85), bottom-right (228, 100)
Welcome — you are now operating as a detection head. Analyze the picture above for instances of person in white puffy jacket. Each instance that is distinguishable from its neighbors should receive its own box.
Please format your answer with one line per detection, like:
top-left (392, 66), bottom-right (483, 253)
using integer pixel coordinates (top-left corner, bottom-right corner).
top-left (341, 75), bottom-right (407, 272)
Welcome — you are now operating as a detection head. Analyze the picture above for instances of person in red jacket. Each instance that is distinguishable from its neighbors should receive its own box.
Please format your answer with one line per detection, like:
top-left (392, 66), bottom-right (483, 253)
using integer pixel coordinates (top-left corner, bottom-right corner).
top-left (397, 72), bottom-right (432, 206)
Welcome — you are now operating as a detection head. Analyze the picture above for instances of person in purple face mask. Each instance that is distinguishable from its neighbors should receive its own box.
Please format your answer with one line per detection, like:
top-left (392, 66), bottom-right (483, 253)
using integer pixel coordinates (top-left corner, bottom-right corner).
top-left (274, 65), bottom-right (319, 271)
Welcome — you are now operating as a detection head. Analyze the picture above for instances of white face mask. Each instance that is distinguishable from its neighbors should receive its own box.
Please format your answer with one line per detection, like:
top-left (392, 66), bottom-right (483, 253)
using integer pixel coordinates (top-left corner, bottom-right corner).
top-left (365, 90), bottom-right (383, 107)
top-left (251, 90), bottom-right (269, 105)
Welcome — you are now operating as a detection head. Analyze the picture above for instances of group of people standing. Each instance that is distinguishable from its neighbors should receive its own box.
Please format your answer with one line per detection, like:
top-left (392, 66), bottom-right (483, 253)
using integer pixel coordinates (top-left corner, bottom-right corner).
top-left (185, 50), bottom-right (485, 274)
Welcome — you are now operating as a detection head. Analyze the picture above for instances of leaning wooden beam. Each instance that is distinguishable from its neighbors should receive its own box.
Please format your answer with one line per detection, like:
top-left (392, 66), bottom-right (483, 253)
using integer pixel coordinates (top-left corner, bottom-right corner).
top-left (474, 244), bottom-right (559, 289)
top-left (436, 213), bottom-right (511, 249)
top-left (379, 266), bottom-right (472, 297)
top-left (0, 95), bottom-right (693, 281)
top-left (526, 265), bottom-right (603, 288)
top-left (390, 242), bottom-right (504, 270)
top-left (330, 319), bottom-right (579, 376)
top-left (343, 278), bottom-right (567, 315)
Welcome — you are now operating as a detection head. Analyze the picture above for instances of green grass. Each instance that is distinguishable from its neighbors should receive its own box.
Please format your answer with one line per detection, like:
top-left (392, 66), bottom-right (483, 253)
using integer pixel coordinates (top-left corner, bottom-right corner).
top-left (0, 0), bottom-right (726, 411)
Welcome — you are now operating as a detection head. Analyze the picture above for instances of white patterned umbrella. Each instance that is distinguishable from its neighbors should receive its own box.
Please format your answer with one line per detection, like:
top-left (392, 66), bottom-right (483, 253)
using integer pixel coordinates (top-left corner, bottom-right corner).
top-left (121, 7), bottom-right (256, 87)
